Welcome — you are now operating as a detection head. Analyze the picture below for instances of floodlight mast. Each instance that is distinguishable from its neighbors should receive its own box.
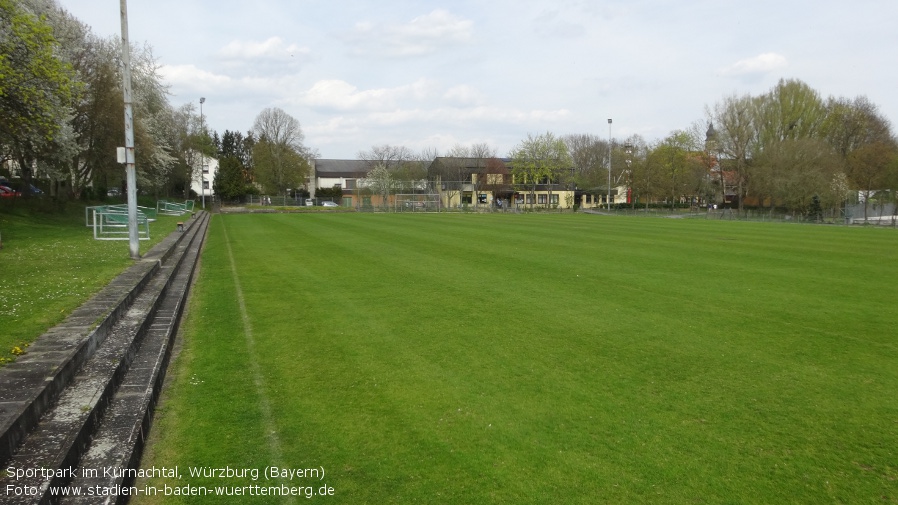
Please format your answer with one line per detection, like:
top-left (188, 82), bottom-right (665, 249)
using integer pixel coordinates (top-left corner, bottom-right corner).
top-left (607, 119), bottom-right (612, 211)
top-left (200, 97), bottom-right (205, 209)
top-left (120, 0), bottom-right (139, 259)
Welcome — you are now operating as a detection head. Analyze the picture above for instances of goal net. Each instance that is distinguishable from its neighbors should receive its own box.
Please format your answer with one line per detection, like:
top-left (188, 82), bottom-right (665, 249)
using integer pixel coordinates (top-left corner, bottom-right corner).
top-left (395, 194), bottom-right (441, 212)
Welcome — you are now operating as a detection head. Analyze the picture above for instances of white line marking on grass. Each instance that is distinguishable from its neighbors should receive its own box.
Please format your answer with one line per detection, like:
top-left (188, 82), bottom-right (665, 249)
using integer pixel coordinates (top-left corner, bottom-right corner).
top-left (222, 221), bottom-right (296, 504)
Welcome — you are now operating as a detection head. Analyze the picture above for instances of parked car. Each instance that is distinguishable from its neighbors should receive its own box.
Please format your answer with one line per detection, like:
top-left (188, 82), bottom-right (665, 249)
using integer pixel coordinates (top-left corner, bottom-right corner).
top-left (0, 185), bottom-right (21, 198)
top-left (0, 179), bottom-right (41, 196)
top-left (321, 201), bottom-right (339, 207)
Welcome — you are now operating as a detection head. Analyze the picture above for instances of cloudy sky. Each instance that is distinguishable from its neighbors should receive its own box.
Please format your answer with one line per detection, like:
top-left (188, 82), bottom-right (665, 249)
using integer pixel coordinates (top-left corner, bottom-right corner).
top-left (58, 0), bottom-right (897, 159)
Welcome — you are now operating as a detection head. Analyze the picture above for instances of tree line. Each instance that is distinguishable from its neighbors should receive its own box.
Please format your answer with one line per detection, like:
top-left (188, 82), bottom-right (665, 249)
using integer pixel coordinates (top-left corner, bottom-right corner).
top-left (0, 0), bottom-right (315, 203)
top-left (3, 0), bottom-right (896, 217)
top-left (352, 84), bottom-right (898, 217)
top-left (502, 80), bottom-right (897, 217)
top-left (504, 79), bottom-right (897, 217)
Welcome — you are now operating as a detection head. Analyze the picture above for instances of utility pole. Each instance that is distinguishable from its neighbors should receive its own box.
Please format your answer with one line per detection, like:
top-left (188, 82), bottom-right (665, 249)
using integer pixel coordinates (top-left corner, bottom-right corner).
top-left (200, 97), bottom-right (205, 209)
top-left (607, 118), bottom-right (612, 211)
top-left (120, 0), bottom-right (139, 259)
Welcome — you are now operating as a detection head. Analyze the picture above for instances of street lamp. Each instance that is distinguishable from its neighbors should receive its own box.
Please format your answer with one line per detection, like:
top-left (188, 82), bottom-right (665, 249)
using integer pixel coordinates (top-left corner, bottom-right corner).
top-left (624, 141), bottom-right (633, 206)
top-left (200, 97), bottom-right (205, 209)
top-left (705, 122), bottom-right (718, 207)
top-left (607, 118), bottom-right (612, 210)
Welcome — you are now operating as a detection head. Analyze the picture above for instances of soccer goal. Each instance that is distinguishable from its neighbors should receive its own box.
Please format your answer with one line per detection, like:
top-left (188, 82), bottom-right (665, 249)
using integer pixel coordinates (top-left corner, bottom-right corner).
top-left (85, 204), bottom-right (156, 227)
top-left (156, 199), bottom-right (195, 216)
top-left (395, 194), bottom-right (441, 212)
top-left (90, 207), bottom-right (151, 241)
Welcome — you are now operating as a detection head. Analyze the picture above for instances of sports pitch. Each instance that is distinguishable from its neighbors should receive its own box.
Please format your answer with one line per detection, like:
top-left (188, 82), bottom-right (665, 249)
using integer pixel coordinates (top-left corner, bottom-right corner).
top-left (135, 213), bottom-right (898, 504)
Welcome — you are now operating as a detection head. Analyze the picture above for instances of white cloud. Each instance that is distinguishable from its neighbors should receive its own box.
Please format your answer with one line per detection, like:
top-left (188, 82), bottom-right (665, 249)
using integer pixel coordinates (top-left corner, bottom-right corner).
top-left (160, 64), bottom-right (310, 113)
top-left (305, 104), bottom-right (572, 158)
top-left (306, 104), bottom-right (570, 133)
top-left (58, 0), bottom-right (895, 159)
top-left (719, 53), bottom-right (788, 76)
top-left (299, 79), bottom-right (570, 129)
top-left (160, 64), bottom-right (233, 88)
top-left (443, 85), bottom-right (486, 106)
top-left (301, 79), bottom-right (441, 111)
top-left (219, 37), bottom-right (310, 61)
top-left (347, 9), bottom-right (474, 58)
top-left (533, 9), bottom-right (586, 38)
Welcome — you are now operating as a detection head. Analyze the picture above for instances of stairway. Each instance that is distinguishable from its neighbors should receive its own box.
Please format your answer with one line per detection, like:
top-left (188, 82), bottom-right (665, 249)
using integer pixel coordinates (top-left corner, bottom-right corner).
top-left (0, 211), bottom-right (209, 504)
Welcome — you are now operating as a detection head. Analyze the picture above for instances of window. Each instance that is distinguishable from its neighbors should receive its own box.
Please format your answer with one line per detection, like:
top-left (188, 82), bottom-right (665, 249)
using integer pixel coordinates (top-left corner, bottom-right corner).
top-left (538, 194), bottom-right (547, 205)
top-left (478, 194), bottom-right (487, 204)
top-left (526, 194), bottom-right (534, 204)
top-left (345, 179), bottom-right (356, 190)
top-left (202, 181), bottom-right (210, 189)
top-left (550, 194), bottom-right (559, 205)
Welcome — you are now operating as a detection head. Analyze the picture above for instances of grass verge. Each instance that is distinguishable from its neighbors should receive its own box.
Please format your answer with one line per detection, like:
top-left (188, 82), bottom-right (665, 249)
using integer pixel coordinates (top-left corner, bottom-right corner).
top-left (0, 201), bottom-right (184, 364)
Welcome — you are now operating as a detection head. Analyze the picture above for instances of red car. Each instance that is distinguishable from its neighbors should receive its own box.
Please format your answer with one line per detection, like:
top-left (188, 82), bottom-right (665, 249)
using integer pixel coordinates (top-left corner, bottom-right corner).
top-left (0, 185), bottom-right (21, 198)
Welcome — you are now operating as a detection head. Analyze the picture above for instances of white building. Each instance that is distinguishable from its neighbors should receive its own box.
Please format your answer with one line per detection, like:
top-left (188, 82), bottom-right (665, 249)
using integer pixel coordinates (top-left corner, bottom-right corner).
top-left (190, 155), bottom-right (219, 200)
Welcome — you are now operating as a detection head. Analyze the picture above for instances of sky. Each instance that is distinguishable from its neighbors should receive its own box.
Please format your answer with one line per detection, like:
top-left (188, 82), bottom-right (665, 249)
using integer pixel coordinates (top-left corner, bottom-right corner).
top-left (57, 0), bottom-right (898, 159)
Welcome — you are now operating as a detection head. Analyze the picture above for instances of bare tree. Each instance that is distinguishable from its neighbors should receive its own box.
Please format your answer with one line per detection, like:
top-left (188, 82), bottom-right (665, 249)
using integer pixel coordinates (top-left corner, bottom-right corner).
top-left (752, 138), bottom-right (841, 218)
top-left (564, 134), bottom-right (607, 202)
top-left (253, 107), bottom-right (309, 153)
top-left (251, 108), bottom-right (311, 196)
top-left (364, 163), bottom-right (393, 209)
top-left (357, 144), bottom-right (415, 169)
top-left (822, 96), bottom-right (894, 159)
top-left (708, 93), bottom-right (759, 212)
top-left (847, 141), bottom-right (898, 221)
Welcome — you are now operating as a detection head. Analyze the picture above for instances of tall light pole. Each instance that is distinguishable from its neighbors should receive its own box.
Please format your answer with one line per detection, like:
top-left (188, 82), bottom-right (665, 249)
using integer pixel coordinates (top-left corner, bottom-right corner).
top-left (625, 140), bottom-right (633, 206)
top-left (199, 97), bottom-right (205, 209)
top-left (607, 118), bottom-right (612, 210)
top-left (705, 122), bottom-right (718, 207)
top-left (120, 0), bottom-right (139, 259)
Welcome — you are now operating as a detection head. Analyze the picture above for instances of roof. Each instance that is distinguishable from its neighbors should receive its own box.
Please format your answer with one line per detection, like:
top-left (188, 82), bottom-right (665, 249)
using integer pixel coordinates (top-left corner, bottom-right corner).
top-left (431, 157), bottom-right (510, 174)
top-left (313, 159), bottom-right (372, 177)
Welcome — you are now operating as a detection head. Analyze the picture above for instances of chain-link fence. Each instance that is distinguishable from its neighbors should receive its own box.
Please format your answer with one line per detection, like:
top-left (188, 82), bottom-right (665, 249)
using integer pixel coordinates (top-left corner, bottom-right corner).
top-left (211, 184), bottom-right (898, 225)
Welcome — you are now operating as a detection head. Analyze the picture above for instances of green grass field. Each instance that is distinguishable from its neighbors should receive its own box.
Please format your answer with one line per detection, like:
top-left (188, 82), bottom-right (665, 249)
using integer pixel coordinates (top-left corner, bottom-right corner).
top-left (135, 213), bottom-right (898, 504)
top-left (0, 204), bottom-right (181, 363)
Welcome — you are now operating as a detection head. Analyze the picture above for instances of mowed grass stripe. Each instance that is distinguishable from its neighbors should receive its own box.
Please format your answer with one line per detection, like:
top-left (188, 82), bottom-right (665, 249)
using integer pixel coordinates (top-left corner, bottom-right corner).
top-left (219, 218), bottom-right (298, 504)
top-left (136, 214), bottom-right (898, 504)
top-left (134, 216), bottom-right (284, 505)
